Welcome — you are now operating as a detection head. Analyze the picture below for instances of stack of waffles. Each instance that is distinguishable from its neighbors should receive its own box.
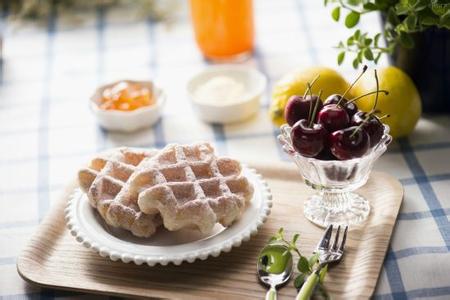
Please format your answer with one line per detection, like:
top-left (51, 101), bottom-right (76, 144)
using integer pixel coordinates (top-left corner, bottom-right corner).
top-left (78, 142), bottom-right (254, 237)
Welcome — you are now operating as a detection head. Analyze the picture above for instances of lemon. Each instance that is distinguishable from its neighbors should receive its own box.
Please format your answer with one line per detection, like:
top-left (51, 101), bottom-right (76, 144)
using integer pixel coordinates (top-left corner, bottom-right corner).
top-left (270, 66), bottom-right (352, 126)
top-left (352, 66), bottom-right (421, 138)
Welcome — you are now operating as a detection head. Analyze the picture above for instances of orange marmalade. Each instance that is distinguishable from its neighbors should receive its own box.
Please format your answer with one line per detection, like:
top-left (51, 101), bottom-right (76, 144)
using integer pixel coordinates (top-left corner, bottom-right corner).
top-left (99, 81), bottom-right (155, 111)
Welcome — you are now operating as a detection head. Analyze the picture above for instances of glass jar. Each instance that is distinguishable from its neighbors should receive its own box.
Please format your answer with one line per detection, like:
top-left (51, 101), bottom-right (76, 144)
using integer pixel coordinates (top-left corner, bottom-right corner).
top-left (189, 0), bottom-right (254, 62)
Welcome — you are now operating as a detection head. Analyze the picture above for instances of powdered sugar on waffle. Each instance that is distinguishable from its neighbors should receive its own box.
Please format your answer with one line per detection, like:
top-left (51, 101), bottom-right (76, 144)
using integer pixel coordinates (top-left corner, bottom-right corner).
top-left (78, 147), bottom-right (161, 237)
top-left (137, 143), bottom-right (254, 234)
top-left (78, 142), bottom-right (254, 238)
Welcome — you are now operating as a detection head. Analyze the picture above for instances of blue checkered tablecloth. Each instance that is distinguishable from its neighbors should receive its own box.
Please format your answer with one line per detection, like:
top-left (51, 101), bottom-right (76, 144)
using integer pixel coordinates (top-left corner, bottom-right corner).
top-left (0, 0), bottom-right (449, 299)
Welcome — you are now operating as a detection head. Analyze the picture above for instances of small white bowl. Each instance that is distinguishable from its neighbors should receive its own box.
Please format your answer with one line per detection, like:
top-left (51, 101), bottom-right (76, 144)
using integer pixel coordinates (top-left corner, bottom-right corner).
top-left (90, 80), bottom-right (166, 132)
top-left (187, 65), bottom-right (267, 124)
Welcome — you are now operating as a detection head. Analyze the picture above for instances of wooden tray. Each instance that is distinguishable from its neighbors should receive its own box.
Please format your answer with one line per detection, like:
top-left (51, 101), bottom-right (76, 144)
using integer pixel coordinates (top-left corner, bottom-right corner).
top-left (17, 163), bottom-right (403, 299)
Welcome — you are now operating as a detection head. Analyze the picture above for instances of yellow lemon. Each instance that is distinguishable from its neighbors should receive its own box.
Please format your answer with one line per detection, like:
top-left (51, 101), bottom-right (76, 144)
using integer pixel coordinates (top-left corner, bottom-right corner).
top-left (352, 66), bottom-right (421, 138)
top-left (270, 66), bottom-right (352, 126)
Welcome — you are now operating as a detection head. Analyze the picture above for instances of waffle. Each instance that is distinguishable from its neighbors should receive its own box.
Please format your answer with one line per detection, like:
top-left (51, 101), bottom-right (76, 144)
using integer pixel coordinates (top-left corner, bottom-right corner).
top-left (78, 147), bottom-right (161, 237)
top-left (136, 143), bottom-right (254, 234)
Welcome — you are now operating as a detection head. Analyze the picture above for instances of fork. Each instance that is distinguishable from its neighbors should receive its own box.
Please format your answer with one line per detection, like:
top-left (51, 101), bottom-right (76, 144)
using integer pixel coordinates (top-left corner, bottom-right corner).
top-left (295, 225), bottom-right (348, 300)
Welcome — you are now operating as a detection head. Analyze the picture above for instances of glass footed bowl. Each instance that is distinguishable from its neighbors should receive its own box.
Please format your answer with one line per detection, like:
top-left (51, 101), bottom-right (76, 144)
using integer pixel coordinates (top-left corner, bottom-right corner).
top-left (278, 124), bottom-right (392, 227)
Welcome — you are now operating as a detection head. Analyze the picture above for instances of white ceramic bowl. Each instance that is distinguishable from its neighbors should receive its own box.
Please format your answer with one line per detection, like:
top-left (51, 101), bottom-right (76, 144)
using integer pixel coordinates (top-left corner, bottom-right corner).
top-left (90, 80), bottom-right (166, 132)
top-left (187, 65), bottom-right (267, 124)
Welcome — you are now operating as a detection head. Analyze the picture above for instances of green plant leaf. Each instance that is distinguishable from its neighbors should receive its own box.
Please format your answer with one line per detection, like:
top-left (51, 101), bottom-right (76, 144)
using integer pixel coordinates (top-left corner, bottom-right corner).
top-left (374, 52), bottom-right (382, 64)
top-left (347, 36), bottom-right (355, 46)
top-left (396, 22), bottom-right (408, 32)
top-left (352, 58), bottom-right (359, 69)
top-left (364, 38), bottom-right (373, 46)
top-left (395, 2), bottom-right (409, 15)
top-left (363, 2), bottom-right (378, 11)
top-left (375, 0), bottom-right (390, 10)
top-left (422, 16), bottom-right (439, 26)
top-left (399, 31), bottom-right (414, 48)
top-left (440, 10), bottom-right (450, 29)
top-left (268, 236), bottom-right (278, 243)
top-left (432, 1), bottom-right (447, 16)
top-left (345, 11), bottom-right (360, 28)
top-left (420, 8), bottom-right (440, 26)
top-left (354, 29), bottom-right (361, 40)
top-left (405, 15), bottom-right (417, 30)
top-left (357, 51), bottom-right (363, 63)
top-left (297, 256), bottom-right (311, 273)
top-left (374, 33), bottom-right (382, 46)
top-left (416, 5), bottom-right (427, 11)
top-left (331, 6), bottom-right (340, 21)
top-left (387, 8), bottom-right (400, 25)
top-left (384, 28), bottom-right (397, 41)
top-left (387, 41), bottom-right (396, 54)
top-left (414, 0), bottom-right (428, 12)
top-left (405, 0), bottom-right (415, 7)
top-left (364, 48), bottom-right (374, 60)
top-left (294, 274), bottom-right (305, 289)
top-left (292, 233), bottom-right (300, 244)
top-left (308, 253), bottom-right (320, 267)
top-left (337, 51), bottom-right (345, 65)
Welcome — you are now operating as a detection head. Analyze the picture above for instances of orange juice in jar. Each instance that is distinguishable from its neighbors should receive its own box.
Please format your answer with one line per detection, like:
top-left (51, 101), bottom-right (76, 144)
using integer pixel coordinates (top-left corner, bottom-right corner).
top-left (190, 0), bottom-right (254, 61)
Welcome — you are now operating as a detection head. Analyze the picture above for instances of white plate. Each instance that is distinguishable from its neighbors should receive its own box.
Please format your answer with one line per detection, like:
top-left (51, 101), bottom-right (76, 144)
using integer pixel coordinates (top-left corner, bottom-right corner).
top-left (65, 167), bottom-right (272, 266)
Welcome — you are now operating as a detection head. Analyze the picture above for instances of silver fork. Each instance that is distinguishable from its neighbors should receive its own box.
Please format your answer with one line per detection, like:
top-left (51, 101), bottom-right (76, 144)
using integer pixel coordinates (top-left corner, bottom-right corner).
top-left (295, 225), bottom-right (348, 300)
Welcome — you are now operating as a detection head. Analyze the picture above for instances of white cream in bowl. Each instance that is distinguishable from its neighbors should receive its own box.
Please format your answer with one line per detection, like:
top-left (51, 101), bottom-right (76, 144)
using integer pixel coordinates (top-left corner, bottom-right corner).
top-left (187, 65), bottom-right (267, 124)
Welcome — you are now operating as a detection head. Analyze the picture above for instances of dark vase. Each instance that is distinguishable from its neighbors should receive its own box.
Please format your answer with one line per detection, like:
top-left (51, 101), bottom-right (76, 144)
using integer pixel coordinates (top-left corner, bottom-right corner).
top-left (387, 27), bottom-right (450, 113)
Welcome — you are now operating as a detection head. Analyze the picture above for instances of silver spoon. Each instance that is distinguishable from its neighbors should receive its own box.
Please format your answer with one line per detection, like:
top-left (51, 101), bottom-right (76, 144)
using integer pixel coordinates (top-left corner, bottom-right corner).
top-left (257, 244), bottom-right (293, 300)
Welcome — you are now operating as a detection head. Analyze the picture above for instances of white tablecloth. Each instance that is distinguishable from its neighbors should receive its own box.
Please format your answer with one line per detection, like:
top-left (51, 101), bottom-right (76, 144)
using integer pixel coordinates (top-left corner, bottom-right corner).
top-left (0, 1), bottom-right (449, 299)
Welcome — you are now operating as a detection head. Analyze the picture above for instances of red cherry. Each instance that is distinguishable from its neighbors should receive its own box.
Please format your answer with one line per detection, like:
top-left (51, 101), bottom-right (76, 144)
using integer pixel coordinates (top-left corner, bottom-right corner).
top-left (324, 94), bottom-right (358, 118)
top-left (317, 104), bottom-right (350, 132)
top-left (351, 111), bottom-right (384, 147)
top-left (323, 94), bottom-right (344, 106)
top-left (284, 95), bottom-right (323, 126)
top-left (344, 102), bottom-right (358, 118)
top-left (290, 119), bottom-right (327, 158)
top-left (329, 126), bottom-right (370, 160)
top-left (315, 148), bottom-right (336, 161)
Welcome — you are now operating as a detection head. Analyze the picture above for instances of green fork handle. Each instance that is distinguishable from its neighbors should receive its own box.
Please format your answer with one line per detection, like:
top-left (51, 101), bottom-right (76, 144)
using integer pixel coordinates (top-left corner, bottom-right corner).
top-left (265, 286), bottom-right (277, 300)
top-left (295, 271), bottom-right (320, 300)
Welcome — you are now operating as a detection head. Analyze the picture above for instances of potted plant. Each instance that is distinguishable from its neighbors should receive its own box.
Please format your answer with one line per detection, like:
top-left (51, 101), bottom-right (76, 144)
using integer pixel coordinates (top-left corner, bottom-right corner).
top-left (324, 0), bottom-right (450, 112)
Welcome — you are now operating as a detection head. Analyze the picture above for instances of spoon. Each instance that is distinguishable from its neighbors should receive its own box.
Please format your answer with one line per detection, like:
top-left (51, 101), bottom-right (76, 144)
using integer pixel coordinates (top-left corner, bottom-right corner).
top-left (257, 244), bottom-right (293, 300)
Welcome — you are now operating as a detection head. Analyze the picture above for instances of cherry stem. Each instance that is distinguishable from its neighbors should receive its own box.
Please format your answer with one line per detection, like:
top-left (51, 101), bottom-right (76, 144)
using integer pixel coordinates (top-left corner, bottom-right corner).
top-left (350, 113), bottom-right (371, 138)
top-left (302, 75), bottom-right (320, 99)
top-left (373, 69), bottom-right (380, 112)
top-left (337, 65), bottom-right (368, 106)
top-left (347, 90), bottom-right (389, 104)
top-left (309, 90), bottom-right (323, 128)
top-left (307, 82), bottom-right (314, 123)
top-left (378, 114), bottom-right (390, 120)
top-left (305, 75), bottom-right (320, 125)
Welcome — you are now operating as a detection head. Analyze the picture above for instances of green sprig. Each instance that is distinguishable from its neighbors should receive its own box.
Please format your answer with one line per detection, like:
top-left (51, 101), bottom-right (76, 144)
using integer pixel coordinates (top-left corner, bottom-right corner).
top-left (325, 0), bottom-right (450, 68)
top-left (267, 228), bottom-right (329, 298)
